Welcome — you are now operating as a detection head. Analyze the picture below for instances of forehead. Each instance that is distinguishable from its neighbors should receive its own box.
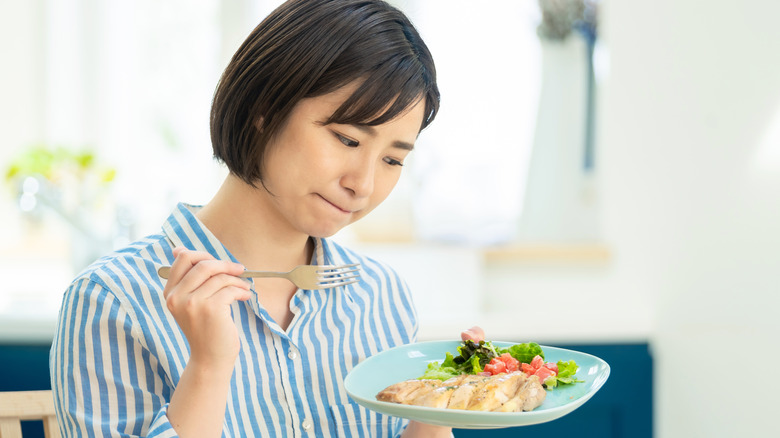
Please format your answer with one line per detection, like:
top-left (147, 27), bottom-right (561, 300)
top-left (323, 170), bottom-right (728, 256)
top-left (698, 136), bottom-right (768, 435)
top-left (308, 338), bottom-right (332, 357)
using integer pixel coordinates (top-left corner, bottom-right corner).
top-left (291, 82), bottom-right (425, 144)
top-left (302, 79), bottom-right (426, 131)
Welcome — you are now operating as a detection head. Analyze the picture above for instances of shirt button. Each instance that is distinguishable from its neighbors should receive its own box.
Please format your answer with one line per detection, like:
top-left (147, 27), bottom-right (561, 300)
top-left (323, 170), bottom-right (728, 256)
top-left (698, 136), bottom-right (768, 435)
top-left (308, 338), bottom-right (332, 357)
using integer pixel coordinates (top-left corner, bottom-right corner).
top-left (288, 350), bottom-right (298, 360)
top-left (302, 418), bottom-right (313, 431)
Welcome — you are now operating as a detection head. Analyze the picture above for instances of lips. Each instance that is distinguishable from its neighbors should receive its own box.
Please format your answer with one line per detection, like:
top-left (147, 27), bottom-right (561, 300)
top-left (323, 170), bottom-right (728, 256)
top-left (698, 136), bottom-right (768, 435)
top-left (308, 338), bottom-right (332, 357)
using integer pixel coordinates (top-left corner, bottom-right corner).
top-left (317, 194), bottom-right (356, 214)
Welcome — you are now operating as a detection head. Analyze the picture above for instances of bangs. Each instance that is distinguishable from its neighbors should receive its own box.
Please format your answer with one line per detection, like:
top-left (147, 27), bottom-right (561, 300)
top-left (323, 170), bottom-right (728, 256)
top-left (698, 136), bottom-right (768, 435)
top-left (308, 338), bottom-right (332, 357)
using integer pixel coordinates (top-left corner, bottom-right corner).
top-left (210, 0), bottom-right (440, 185)
top-left (321, 58), bottom-right (439, 131)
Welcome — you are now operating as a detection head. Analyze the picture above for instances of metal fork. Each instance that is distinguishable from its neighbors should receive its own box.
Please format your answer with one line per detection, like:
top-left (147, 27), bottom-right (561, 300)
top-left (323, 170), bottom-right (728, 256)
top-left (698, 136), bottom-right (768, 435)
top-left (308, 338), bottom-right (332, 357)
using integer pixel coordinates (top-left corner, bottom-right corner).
top-left (157, 263), bottom-right (361, 290)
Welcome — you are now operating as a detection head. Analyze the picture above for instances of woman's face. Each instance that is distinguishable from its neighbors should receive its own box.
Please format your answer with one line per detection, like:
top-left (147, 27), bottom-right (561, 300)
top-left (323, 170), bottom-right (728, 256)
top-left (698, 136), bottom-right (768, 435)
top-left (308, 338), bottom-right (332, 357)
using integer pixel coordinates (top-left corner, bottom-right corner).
top-left (258, 82), bottom-right (425, 238)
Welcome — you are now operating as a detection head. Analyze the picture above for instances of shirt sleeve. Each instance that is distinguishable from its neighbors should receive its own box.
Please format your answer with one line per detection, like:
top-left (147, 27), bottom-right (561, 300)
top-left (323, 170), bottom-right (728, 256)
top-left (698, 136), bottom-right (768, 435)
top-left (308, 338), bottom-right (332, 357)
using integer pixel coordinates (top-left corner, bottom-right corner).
top-left (50, 277), bottom-right (179, 437)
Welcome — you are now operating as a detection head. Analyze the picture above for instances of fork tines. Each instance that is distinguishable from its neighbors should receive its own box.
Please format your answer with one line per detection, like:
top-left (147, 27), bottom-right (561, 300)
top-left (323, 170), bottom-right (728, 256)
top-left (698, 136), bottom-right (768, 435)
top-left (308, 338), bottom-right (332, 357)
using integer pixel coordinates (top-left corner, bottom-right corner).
top-left (318, 263), bottom-right (361, 286)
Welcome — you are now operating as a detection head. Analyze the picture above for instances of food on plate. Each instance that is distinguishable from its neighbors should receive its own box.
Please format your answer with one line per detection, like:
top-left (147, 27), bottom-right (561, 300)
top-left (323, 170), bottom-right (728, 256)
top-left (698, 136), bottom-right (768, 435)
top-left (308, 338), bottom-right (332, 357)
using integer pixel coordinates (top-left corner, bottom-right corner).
top-left (376, 371), bottom-right (546, 412)
top-left (418, 340), bottom-right (582, 389)
top-left (375, 340), bottom-right (583, 412)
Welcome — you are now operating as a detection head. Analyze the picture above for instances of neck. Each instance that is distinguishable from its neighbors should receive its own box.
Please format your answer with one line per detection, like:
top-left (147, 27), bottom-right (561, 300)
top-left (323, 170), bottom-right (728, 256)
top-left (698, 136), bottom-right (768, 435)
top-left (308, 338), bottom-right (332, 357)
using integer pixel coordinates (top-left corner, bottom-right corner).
top-left (196, 174), bottom-right (313, 270)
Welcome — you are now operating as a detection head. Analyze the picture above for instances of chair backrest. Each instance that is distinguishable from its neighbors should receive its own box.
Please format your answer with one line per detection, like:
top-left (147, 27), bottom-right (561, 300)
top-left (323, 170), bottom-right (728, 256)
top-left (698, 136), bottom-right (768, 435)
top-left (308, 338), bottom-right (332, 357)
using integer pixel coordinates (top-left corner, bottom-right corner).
top-left (0, 390), bottom-right (61, 438)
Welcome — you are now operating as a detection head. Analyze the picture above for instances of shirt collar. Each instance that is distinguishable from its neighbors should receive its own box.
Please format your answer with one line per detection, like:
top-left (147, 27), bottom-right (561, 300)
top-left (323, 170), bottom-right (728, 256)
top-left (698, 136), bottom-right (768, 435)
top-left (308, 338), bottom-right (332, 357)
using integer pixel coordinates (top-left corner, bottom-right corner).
top-left (162, 203), bottom-right (236, 261)
top-left (161, 203), bottom-right (355, 335)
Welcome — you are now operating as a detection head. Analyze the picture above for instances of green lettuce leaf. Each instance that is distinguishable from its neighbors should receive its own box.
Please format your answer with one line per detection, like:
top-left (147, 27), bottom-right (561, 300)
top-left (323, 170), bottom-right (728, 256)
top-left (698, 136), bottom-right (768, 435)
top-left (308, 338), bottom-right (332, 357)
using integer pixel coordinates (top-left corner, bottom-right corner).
top-left (553, 360), bottom-right (583, 385)
top-left (418, 359), bottom-right (460, 381)
top-left (498, 342), bottom-right (544, 364)
top-left (469, 355), bottom-right (483, 374)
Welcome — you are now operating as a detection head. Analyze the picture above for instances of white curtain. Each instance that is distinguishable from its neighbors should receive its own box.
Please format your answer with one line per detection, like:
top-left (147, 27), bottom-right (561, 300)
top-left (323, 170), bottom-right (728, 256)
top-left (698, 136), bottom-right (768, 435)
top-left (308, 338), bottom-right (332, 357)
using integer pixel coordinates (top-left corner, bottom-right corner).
top-left (402, 0), bottom-right (543, 244)
top-left (42, 0), bottom-right (231, 236)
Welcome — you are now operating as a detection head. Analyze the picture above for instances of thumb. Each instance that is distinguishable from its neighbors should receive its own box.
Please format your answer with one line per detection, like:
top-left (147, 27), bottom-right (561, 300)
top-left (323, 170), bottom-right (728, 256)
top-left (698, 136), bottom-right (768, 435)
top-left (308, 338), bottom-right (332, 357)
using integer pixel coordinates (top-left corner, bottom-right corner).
top-left (460, 326), bottom-right (485, 342)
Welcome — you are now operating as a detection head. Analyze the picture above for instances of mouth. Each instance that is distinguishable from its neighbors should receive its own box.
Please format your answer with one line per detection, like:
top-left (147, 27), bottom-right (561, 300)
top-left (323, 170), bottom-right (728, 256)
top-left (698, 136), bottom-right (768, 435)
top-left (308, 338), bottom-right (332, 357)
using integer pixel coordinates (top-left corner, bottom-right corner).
top-left (317, 194), bottom-right (353, 214)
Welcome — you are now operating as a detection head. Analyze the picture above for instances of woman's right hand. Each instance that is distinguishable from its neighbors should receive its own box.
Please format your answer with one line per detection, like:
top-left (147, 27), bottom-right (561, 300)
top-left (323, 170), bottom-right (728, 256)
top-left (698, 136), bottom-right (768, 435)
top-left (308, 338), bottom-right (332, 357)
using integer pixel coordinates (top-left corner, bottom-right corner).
top-left (162, 247), bottom-right (251, 372)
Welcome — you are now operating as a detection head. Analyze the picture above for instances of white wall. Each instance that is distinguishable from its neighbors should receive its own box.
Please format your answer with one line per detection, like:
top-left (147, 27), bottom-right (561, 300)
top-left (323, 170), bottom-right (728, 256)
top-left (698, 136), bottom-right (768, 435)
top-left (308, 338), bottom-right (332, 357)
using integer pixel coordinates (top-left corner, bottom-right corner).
top-left (467, 1), bottom-right (780, 436)
top-left (600, 0), bottom-right (780, 436)
top-left (0, 0), bottom-right (45, 162)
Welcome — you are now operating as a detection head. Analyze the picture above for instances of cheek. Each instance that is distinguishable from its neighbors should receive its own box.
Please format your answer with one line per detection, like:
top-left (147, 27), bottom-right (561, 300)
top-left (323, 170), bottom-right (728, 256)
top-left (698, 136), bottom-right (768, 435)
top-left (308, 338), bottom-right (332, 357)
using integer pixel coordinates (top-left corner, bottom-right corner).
top-left (372, 172), bottom-right (402, 205)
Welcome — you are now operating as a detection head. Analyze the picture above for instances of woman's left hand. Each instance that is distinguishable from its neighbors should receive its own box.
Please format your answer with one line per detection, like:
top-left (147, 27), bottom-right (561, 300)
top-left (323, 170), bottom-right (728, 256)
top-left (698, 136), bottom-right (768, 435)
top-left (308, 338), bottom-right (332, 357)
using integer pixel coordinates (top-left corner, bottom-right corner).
top-left (460, 325), bottom-right (485, 343)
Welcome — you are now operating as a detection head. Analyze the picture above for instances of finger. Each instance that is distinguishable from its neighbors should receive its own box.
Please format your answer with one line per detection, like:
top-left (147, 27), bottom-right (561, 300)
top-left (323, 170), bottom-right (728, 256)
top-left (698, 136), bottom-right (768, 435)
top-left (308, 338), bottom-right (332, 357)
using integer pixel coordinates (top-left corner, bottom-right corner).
top-left (165, 249), bottom-right (217, 286)
top-left (167, 256), bottom-right (245, 298)
top-left (208, 284), bottom-right (253, 306)
top-left (461, 326), bottom-right (485, 342)
top-left (167, 273), bottom-right (250, 313)
top-left (190, 273), bottom-right (250, 302)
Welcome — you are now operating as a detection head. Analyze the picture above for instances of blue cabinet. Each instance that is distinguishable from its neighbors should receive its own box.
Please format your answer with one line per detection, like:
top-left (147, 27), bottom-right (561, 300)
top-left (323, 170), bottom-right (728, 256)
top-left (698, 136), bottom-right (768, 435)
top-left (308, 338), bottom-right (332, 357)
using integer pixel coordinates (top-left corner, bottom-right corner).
top-left (1, 342), bottom-right (652, 438)
top-left (454, 343), bottom-right (653, 438)
top-left (0, 343), bottom-right (53, 438)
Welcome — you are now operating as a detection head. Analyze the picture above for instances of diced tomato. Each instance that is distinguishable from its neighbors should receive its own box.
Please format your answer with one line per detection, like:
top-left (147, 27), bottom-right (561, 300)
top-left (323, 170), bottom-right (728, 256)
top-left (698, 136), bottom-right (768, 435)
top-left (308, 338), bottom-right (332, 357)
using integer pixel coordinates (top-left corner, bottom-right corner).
top-left (533, 366), bottom-right (555, 384)
top-left (497, 353), bottom-right (520, 372)
top-left (484, 357), bottom-right (508, 375)
top-left (519, 354), bottom-right (560, 382)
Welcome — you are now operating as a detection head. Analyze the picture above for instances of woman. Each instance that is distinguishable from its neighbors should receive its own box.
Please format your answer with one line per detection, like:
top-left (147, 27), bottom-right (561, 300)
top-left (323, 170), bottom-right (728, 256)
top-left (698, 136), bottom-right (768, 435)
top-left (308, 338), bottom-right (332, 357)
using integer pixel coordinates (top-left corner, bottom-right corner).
top-left (50, 0), bottom-right (483, 437)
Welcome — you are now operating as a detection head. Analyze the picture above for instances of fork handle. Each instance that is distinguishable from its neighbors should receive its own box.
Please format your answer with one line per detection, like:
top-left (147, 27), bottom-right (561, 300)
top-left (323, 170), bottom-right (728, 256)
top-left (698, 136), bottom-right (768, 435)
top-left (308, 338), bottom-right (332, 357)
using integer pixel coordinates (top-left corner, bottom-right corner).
top-left (157, 266), bottom-right (285, 280)
top-left (238, 271), bottom-right (286, 279)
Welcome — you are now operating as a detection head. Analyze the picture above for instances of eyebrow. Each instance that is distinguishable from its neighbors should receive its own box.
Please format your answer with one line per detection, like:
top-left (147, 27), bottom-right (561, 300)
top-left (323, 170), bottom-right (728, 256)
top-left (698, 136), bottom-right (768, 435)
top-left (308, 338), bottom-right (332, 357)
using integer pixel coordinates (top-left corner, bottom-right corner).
top-left (353, 124), bottom-right (415, 151)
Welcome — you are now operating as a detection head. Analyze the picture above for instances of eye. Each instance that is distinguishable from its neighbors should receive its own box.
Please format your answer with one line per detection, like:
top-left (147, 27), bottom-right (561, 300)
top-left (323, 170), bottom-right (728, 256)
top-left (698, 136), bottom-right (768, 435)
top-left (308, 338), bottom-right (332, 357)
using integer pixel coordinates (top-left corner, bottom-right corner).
top-left (335, 132), bottom-right (359, 147)
top-left (384, 157), bottom-right (404, 167)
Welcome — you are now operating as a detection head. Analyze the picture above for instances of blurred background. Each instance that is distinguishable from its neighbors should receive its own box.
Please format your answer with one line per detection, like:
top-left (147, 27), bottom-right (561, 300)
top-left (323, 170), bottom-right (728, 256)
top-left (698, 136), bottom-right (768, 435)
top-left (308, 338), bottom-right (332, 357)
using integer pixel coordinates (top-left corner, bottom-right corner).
top-left (1, 0), bottom-right (779, 437)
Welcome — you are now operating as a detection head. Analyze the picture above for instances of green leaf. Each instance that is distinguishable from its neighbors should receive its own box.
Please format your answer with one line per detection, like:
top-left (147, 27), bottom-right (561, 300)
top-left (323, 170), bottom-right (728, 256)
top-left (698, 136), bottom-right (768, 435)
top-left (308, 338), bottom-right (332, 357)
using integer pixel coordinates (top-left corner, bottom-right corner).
top-left (469, 355), bottom-right (483, 374)
top-left (418, 360), bottom-right (459, 381)
top-left (499, 342), bottom-right (545, 364)
top-left (554, 360), bottom-right (583, 385)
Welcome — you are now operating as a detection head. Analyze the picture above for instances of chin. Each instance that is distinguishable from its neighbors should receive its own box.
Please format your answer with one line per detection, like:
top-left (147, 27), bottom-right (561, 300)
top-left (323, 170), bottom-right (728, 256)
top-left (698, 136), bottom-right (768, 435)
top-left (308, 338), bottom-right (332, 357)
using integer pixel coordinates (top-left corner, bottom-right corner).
top-left (305, 223), bottom-right (347, 239)
top-left (308, 230), bottom-right (339, 239)
top-left (307, 216), bottom-right (364, 239)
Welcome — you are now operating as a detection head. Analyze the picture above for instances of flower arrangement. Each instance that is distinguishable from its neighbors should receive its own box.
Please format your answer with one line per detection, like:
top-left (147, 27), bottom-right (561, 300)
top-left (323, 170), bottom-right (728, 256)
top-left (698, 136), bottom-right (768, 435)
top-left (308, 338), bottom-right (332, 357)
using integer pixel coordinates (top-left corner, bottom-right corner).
top-left (537, 0), bottom-right (598, 42)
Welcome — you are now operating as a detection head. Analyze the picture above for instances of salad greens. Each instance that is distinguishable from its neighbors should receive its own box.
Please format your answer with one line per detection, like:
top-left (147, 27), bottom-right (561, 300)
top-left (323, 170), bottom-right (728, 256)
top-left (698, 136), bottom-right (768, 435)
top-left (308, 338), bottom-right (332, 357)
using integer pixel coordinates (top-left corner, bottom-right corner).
top-left (418, 340), bottom-right (582, 389)
top-left (544, 360), bottom-right (580, 388)
top-left (500, 342), bottom-right (544, 364)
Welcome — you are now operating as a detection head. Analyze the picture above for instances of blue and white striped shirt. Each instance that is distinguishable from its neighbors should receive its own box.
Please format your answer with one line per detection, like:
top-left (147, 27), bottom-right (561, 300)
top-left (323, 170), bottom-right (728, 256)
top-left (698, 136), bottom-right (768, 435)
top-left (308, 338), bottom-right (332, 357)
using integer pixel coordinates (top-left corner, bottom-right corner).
top-left (50, 203), bottom-right (418, 437)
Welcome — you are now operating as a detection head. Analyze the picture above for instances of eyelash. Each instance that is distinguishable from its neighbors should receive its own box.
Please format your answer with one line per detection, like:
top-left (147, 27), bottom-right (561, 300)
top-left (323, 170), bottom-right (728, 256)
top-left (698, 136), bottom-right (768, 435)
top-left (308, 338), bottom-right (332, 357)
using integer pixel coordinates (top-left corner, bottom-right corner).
top-left (384, 158), bottom-right (404, 167)
top-left (336, 133), bottom-right (359, 147)
top-left (334, 132), bottom-right (404, 166)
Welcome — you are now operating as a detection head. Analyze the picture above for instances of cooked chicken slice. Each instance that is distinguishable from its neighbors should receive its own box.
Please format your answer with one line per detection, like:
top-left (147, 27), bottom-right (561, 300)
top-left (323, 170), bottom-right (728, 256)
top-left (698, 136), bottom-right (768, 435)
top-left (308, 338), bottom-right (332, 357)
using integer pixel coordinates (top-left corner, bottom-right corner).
top-left (410, 384), bottom-right (456, 409)
top-left (446, 375), bottom-right (490, 410)
top-left (491, 373), bottom-right (529, 412)
top-left (466, 372), bottom-right (526, 411)
top-left (376, 371), bottom-right (548, 412)
top-left (441, 374), bottom-right (470, 387)
top-left (376, 379), bottom-right (441, 404)
top-left (520, 375), bottom-right (546, 411)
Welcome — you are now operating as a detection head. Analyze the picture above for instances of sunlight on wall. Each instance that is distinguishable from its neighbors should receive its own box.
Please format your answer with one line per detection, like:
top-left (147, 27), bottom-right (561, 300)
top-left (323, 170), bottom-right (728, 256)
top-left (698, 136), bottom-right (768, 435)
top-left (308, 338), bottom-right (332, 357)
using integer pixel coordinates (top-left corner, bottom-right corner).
top-left (409, 0), bottom-right (542, 245)
top-left (754, 102), bottom-right (780, 172)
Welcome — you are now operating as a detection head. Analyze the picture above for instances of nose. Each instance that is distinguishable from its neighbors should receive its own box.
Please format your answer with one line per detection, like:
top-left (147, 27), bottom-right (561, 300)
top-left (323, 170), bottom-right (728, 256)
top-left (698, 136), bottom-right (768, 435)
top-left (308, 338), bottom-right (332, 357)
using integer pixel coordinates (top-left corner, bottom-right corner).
top-left (341, 158), bottom-right (375, 198)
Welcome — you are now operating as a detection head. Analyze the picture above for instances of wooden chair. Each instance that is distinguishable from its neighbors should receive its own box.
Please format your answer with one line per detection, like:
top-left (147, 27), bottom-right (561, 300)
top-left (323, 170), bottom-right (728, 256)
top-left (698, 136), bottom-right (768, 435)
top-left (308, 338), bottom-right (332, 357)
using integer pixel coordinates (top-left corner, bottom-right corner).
top-left (0, 390), bottom-right (60, 438)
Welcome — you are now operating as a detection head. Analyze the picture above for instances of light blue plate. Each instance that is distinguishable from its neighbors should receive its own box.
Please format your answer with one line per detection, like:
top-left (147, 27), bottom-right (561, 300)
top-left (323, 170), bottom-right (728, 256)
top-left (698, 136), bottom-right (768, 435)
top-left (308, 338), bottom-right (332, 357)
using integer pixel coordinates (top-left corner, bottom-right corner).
top-left (344, 340), bottom-right (610, 429)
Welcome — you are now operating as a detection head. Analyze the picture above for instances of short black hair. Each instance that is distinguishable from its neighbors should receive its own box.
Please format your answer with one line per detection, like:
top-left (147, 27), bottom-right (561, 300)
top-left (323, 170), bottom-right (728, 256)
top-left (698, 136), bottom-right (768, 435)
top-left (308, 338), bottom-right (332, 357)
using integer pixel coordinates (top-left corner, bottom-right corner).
top-left (210, 0), bottom-right (440, 186)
